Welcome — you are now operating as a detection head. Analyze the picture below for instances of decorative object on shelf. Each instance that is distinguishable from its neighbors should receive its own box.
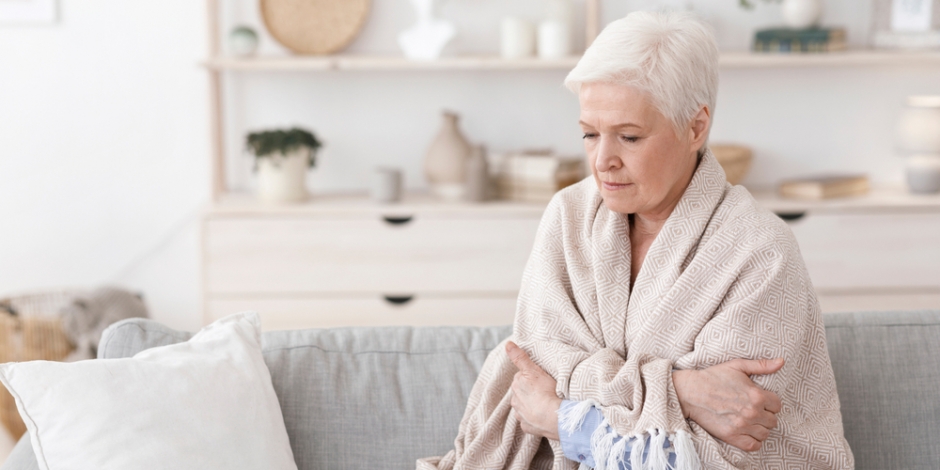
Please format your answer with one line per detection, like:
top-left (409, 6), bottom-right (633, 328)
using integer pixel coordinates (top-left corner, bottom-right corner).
top-left (228, 25), bottom-right (260, 57)
top-left (371, 167), bottom-right (403, 203)
top-left (537, 21), bottom-right (571, 59)
top-left (872, 0), bottom-right (940, 49)
top-left (897, 95), bottom-right (940, 193)
top-left (424, 111), bottom-right (473, 201)
top-left (0, 0), bottom-right (56, 24)
top-left (500, 17), bottom-right (535, 59)
top-left (710, 144), bottom-right (754, 185)
top-left (753, 27), bottom-right (847, 52)
top-left (398, 0), bottom-right (455, 60)
top-left (538, 0), bottom-right (572, 59)
top-left (260, 0), bottom-right (371, 55)
top-left (495, 150), bottom-right (585, 202)
top-left (246, 127), bottom-right (322, 203)
top-left (778, 174), bottom-right (870, 199)
top-left (780, 0), bottom-right (823, 29)
top-left (464, 145), bottom-right (490, 202)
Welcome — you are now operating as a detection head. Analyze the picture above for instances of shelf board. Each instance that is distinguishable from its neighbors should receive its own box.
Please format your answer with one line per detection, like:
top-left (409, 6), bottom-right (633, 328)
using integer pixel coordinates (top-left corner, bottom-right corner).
top-left (749, 184), bottom-right (940, 214)
top-left (204, 50), bottom-right (940, 72)
top-left (205, 55), bottom-right (580, 71)
top-left (209, 185), bottom-right (940, 218)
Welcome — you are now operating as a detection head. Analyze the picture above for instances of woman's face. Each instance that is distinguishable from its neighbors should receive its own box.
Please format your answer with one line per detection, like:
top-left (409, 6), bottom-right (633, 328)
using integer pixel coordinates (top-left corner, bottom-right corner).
top-left (579, 82), bottom-right (707, 217)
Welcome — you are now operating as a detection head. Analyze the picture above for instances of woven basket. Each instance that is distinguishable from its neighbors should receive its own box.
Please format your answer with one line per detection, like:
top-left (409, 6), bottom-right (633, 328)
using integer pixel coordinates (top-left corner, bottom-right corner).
top-left (710, 144), bottom-right (754, 185)
top-left (0, 291), bottom-right (77, 439)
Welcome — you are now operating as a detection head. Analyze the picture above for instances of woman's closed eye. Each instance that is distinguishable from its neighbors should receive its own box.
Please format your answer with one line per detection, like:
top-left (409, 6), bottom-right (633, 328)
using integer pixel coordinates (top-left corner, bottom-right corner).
top-left (582, 132), bottom-right (598, 140)
top-left (621, 135), bottom-right (639, 143)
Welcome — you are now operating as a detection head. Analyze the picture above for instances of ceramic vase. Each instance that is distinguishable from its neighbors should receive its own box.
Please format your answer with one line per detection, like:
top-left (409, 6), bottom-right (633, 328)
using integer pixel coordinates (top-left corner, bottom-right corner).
top-left (256, 148), bottom-right (310, 204)
top-left (464, 145), bottom-right (489, 202)
top-left (229, 26), bottom-right (259, 57)
top-left (425, 111), bottom-right (472, 201)
top-left (398, 0), bottom-right (456, 60)
top-left (781, 0), bottom-right (823, 29)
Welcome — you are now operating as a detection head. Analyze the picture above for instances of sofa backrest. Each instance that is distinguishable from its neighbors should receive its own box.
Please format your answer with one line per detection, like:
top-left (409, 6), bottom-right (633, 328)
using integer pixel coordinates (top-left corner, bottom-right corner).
top-left (823, 310), bottom-right (940, 470)
top-left (97, 320), bottom-right (511, 470)
top-left (85, 310), bottom-right (940, 469)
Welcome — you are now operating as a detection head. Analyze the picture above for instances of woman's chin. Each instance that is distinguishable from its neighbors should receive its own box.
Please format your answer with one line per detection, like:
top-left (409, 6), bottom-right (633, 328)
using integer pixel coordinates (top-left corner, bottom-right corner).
top-left (601, 195), bottom-right (640, 215)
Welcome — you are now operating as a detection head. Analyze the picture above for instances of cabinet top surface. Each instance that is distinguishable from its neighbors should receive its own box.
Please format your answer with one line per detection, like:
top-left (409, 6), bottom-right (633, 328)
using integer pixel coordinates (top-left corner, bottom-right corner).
top-left (208, 186), bottom-right (940, 218)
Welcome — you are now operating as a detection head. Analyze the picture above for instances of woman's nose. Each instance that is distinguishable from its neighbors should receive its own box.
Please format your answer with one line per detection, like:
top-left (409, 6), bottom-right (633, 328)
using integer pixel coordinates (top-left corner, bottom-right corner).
top-left (594, 136), bottom-right (622, 172)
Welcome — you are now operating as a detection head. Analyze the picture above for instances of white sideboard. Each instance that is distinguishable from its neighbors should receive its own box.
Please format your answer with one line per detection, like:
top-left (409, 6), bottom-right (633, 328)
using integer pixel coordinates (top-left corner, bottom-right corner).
top-left (202, 188), bottom-right (940, 330)
top-left (203, 193), bottom-right (544, 329)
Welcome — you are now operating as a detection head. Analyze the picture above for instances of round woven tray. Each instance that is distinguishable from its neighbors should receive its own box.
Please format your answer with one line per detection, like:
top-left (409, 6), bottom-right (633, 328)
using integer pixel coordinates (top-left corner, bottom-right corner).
top-left (261, 0), bottom-right (371, 55)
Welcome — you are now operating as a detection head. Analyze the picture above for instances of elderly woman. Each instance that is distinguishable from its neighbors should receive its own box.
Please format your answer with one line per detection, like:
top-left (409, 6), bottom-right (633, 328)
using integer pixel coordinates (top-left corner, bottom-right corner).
top-left (419, 11), bottom-right (852, 470)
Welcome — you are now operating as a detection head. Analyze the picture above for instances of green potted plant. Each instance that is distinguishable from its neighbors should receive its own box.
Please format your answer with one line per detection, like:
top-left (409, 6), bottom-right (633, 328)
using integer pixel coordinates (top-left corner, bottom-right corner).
top-left (246, 127), bottom-right (322, 203)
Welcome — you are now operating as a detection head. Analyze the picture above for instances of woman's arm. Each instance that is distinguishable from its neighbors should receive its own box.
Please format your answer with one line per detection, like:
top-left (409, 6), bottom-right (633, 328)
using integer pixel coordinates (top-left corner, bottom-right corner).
top-left (508, 341), bottom-right (784, 453)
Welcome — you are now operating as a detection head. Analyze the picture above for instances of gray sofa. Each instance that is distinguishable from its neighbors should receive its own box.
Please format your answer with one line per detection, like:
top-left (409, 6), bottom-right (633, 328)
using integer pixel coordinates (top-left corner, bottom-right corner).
top-left (3, 310), bottom-right (939, 469)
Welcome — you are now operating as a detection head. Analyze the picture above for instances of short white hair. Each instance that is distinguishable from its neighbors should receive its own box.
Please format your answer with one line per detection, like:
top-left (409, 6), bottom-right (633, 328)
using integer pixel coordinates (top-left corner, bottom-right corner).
top-left (565, 11), bottom-right (719, 138)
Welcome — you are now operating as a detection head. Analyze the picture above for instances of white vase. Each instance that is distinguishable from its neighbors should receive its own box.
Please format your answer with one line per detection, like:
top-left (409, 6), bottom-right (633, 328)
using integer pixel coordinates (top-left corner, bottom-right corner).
top-left (424, 111), bottom-right (472, 201)
top-left (781, 0), bottom-right (823, 29)
top-left (398, 0), bottom-right (456, 60)
top-left (256, 148), bottom-right (310, 204)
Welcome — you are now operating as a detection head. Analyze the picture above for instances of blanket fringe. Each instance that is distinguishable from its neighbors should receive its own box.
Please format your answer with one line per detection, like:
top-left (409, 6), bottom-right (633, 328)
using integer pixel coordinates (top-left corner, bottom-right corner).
top-left (606, 431), bottom-right (631, 470)
top-left (567, 403), bottom-right (698, 470)
top-left (557, 399), bottom-right (601, 435)
top-left (591, 419), bottom-right (617, 470)
top-left (672, 429), bottom-right (701, 470)
top-left (630, 432), bottom-right (646, 470)
top-left (645, 429), bottom-right (669, 470)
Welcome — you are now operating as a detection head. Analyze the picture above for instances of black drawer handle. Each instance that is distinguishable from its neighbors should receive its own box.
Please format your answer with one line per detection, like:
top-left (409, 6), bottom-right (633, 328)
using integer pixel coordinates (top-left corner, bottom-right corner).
top-left (382, 215), bottom-right (413, 226)
top-left (383, 295), bottom-right (414, 305)
top-left (776, 211), bottom-right (807, 222)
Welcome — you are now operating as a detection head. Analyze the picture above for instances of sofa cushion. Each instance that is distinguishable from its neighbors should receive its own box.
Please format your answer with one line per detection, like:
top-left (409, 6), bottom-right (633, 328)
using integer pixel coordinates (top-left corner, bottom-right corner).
top-left (823, 310), bottom-right (940, 470)
top-left (261, 325), bottom-right (511, 470)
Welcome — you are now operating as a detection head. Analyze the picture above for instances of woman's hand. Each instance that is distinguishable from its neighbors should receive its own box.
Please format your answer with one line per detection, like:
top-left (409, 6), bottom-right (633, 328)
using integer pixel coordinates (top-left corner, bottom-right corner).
top-left (506, 341), bottom-right (563, 441)
top-left (673, 358), bottom-right (785, 452)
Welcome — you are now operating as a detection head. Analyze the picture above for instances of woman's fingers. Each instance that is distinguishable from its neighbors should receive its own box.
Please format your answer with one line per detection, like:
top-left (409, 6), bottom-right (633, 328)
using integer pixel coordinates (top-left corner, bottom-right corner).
top-left (754, 408), bottom-right (778, 430)
top-left (763, 390), bottom-right (783, 414)
top-left (731, 357), bottom-right (785, 376)
top-left (506, 341), bottom-right (539, 374)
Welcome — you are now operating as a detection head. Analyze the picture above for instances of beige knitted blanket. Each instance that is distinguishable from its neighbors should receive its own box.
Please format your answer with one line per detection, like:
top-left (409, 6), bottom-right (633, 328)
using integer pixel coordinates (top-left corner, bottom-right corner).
top-left (418, 150), bottom-right (853, 470)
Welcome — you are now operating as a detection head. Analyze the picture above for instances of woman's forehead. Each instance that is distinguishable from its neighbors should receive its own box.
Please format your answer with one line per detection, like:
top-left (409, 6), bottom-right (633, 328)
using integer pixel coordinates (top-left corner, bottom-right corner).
top-left (578, 83), bottom-right (661, 127)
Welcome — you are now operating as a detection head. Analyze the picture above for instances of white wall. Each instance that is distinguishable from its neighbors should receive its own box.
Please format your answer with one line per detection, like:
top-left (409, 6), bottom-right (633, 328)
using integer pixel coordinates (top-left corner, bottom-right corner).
top-left (0, 0), bottom-right (209, 333)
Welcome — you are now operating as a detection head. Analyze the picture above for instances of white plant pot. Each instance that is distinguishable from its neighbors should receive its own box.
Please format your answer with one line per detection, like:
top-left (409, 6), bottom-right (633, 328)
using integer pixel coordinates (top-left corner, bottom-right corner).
top-left (256, 149), bottom-right (310, 204)
top-left (782, 0), bottom-right (823, 29)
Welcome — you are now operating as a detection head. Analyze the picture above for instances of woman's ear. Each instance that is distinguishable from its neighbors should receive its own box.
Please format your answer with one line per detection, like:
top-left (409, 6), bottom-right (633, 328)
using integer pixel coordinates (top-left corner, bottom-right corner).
top-left (688, 106), bottom-right (711, 154)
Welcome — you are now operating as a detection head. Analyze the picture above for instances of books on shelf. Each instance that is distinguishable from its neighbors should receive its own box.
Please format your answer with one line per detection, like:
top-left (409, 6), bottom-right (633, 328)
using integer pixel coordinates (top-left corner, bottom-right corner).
top-left (778, 174), bottom-right (870, 200)
top-left (754, 27), bottom-right (847, 53)
top-left (493, 150), bottom-right (586, 202)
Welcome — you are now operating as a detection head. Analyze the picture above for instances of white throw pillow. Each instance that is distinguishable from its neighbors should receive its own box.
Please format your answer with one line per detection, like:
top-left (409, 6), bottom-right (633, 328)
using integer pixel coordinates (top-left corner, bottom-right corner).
top-left (0, 312), bottom-right (297, 470)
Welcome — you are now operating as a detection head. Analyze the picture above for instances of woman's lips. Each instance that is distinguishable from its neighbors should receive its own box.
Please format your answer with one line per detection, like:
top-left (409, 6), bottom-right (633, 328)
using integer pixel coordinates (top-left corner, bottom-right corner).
top-left (602, 182), bottom-right (633, 191)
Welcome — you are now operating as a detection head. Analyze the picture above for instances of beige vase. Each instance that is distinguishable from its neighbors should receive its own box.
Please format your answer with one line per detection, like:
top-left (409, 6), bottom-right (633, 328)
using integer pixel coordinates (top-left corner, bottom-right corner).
top-left (256, 148), bottom-right (310, 204)
top-left (424, 111), bottom-right (472, 201)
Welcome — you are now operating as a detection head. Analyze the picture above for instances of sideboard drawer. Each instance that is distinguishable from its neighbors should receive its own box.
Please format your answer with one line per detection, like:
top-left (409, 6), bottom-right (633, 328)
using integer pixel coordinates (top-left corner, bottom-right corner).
top-left (789, 212), bottom-right (940, 290)
top-left (206, 295), bottom-right (518, 330)
top-left (204, 216), bottom-right (541, 295)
